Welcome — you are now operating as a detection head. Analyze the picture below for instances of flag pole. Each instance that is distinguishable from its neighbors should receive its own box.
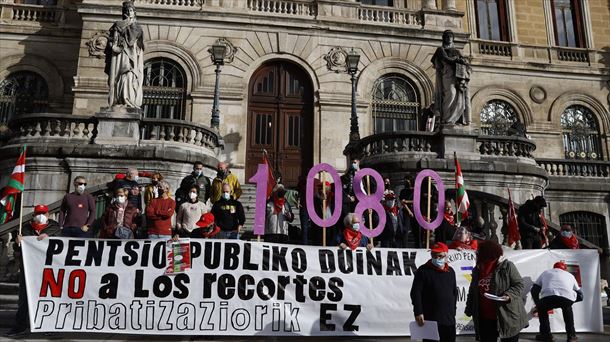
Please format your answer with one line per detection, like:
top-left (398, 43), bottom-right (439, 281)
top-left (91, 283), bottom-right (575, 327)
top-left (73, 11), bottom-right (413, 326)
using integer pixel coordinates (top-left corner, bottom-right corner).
top-left (18, 192), bottom-right (24, 239)
top-left (454, 151), bottom-right (458, 226)
top-left (366, 175), bottom-right (374, 246)
top-left (321, 171), bottom-right (327, 247)
top-left (426, 176), bottom-right (431, 249)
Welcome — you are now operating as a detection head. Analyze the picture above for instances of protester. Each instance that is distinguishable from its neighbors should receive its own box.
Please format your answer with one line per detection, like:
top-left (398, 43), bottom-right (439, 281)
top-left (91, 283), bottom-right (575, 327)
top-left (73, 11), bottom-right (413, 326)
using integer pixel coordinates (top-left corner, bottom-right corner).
top-left (210, 162), bottom-right (242, 203)
top-left (297, 175), bottom-right (311, 245)
top-left (465, 240), bottom-right (528, 342)
top-left (175, 185), bottom-right (208, 237)
top-left (399, 175), bottom-right (418, 247)
top-left (449, 227), bottom-right (478, 250)
top-left (144, 172), bottom-right (163, 207)
top-left (311, 179), bottom-right (338, 246)
top-left (265, 184), bottom-right (294, 243)
top-left (145, 180), bottom-right (175, 240)
top-left (111, 168), bottom-right (143, 211)
top-left (176, 161), bottom-right (211, 208)
top-left (531, 261), bottom-right (582, 342)
top-left (211, 183), bottom-right (245, 239)
top-left (548, 224), bottom-right (580, 250)
top-left (100, 188), bottom-right (139, 239)
top-left (340, 158), bottom-right (359, 214)
top-left (383, 178), bottom-right (394, 196)
top-left (337, 213), bottom-right (372, 250)
top-left (190, 212), bottom-right (220, 239)
top-left (435, 200), bottom-right (456, 244)
top-left (5, 205), bottom-right (60, 337)
top-left (410, 242), bottom-right (457, 342)
top-left (518, 195), bottom-right (547, 249)
top-left (59, 176), bottom-right (96, 237)
top-left (379, 192), bottom-right (404, 247)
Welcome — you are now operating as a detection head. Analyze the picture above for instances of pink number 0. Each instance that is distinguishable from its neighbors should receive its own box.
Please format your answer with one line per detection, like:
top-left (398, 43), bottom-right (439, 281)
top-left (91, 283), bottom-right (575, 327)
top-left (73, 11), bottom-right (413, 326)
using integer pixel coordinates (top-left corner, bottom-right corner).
top-left (413, 169), bottom-right (445, 231)
top-left (305, 163), bottom-right (343, 228)
top-left (353, 168), bottom-right (386, 238)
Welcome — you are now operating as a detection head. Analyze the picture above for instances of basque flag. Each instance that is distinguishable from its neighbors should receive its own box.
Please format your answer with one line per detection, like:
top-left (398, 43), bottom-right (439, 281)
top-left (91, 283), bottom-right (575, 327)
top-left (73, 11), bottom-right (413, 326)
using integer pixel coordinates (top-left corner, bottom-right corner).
top-left (0, 145), bottom-right (26, 224)
top-left (454, 152), bottom-right (470, 224)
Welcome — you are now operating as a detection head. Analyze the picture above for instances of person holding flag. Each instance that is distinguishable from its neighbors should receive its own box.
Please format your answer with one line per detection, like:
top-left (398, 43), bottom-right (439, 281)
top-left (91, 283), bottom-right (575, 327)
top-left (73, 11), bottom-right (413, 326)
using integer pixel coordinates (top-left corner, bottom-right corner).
top-left (0, 146), bottom-right (26, 225)
top-left (517, 195), bottom-right (547, 249)
top-left (454, 152), bottom-right (470, 225)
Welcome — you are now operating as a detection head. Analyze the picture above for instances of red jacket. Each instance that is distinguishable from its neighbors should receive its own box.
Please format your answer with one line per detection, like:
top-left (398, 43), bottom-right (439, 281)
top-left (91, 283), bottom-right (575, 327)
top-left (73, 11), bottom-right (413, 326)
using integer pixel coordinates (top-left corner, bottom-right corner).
top-left (145, 197), bottom-right (175, 235)
top-left (100, 203), bottom-right (139, 238)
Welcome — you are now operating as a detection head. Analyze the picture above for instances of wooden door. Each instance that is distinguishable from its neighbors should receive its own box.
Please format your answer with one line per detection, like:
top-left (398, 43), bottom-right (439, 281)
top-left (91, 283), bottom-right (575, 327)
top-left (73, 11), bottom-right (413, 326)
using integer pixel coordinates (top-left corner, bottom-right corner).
top-left (246, 62), bottom-right (313, 188)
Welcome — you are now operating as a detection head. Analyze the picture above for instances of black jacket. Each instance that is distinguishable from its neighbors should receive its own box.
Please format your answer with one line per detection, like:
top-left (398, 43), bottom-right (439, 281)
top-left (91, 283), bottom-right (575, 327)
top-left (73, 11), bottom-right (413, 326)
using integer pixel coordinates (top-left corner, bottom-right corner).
top-left (517, 199), bottom-right (542, 237)
top-left (211, 198), bottom-right (245, 231)
top-left (410, 262), bottom-right (458, 326)
top-left (176, 173), bottom-right (211, 205)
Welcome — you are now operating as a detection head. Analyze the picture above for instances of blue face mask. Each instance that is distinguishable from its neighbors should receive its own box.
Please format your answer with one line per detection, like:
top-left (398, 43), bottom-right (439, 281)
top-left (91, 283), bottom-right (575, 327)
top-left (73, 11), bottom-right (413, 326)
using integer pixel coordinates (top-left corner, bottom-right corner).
top-left (431, 258), bottom-right (446, 268)
top-left (351, 223), bottom-right (360, 232)
top-left (561, 231), bottom-right (573, 238)
top-left (222, 192), bottom-right (230, 200)
top-left (351, 163), bottom-right (358, 170)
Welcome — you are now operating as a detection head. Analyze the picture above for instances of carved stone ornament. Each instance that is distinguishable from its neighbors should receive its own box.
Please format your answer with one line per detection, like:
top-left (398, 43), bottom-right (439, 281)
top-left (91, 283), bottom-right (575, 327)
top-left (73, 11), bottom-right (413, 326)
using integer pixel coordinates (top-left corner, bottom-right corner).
top-left (208, 38), bottom-right (237, 64)
top-left (86, 31), bottom-right (110, 59)
top-left (529, 85), bottom-right (546, 104)
top-left (324, 47), bottom-right (348, 73)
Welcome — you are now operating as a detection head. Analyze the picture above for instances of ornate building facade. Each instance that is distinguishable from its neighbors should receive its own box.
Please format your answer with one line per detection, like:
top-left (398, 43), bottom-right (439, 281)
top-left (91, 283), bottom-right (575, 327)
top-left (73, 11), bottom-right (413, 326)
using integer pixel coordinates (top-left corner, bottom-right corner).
top-left (0, 0), bottom-right (609, 266)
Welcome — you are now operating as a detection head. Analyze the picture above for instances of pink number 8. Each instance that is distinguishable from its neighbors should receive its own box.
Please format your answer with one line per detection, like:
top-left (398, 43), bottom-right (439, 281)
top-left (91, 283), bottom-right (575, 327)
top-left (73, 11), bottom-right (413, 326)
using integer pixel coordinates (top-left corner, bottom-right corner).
top-left (353, 168), bottom-right (386, 238)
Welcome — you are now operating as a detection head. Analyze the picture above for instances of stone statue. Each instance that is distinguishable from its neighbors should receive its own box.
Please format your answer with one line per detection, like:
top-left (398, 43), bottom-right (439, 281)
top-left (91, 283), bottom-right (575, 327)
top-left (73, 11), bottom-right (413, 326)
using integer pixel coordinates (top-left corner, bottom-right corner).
top-left (105, 1), bottom-right (144, 109)
top-left (431, 30), bottom-right (471, 125)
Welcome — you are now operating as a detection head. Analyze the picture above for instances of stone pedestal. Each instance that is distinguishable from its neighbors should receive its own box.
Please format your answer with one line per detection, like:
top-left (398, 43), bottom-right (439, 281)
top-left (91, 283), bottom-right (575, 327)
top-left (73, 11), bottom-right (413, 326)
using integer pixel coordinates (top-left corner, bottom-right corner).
top-left (94, 106), bottom-right (141, 145)
top-left (439, 124), bottom-right (480, 160)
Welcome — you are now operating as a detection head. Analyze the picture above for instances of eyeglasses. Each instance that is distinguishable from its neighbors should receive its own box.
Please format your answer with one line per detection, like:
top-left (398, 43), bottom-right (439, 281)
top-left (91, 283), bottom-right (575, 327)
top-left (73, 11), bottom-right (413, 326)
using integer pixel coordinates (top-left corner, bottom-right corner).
top-left (76, 182), bottom-right (87, 186)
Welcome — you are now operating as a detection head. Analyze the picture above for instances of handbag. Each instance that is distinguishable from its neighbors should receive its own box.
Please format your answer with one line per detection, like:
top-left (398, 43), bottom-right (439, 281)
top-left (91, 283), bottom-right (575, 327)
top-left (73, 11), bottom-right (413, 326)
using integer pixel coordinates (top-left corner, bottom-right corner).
top-left (114, 225), bottom-right (134, 239)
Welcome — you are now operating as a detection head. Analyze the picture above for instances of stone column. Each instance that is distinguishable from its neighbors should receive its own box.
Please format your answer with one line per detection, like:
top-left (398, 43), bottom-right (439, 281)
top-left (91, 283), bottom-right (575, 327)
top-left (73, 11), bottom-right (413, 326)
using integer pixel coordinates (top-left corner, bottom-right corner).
top-left (443, 0), bottom-right (456, 11)
top-left (422, 0), bottom-right (437, 10)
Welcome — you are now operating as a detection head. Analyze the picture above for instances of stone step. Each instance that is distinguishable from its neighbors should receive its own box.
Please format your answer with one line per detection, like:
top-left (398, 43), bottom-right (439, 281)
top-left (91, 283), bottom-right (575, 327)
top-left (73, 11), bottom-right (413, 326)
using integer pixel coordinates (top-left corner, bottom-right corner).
top-left (0, 294), bottom-right (18, 306)
top-left (0, 308), bottom-right (16, 328)
top-left (0, 282), bottom-right (18, 295)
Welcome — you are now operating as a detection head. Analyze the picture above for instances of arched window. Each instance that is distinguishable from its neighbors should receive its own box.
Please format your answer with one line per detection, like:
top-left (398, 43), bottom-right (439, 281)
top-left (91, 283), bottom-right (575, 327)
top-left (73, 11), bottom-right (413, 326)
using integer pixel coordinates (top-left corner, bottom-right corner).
top-left (475, 0), bottom-right (509, 41)
top-left (479, 99), bottom-right (519, 135)
top-left (0, 71), bottom-right (49, 124)
top-left (561, 105), bottom-right (601, 160)
top-left (560, 211), bottom-right (608, 250)
top-left (142, 58), bottom-right (187, 120)
top-left (371, 74), bottom-right (419, 133)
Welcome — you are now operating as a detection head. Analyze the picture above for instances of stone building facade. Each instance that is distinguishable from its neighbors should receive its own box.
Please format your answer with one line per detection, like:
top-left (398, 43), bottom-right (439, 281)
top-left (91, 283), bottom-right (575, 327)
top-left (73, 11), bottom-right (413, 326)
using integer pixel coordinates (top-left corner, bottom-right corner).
top-left (0, 0), bottom-right (609, 261)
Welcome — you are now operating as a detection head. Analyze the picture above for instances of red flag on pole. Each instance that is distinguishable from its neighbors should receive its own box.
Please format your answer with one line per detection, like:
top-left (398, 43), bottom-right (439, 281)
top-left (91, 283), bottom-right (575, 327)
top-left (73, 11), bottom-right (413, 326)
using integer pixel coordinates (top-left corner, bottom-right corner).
top-left (0, 145), bottom-right (26, 224)
top-left (539, 212), bottom-right (549, 248)
top-left (506, 188), bottom-right (520, 246)
top-left (262, 151), bottom-right (276, 199)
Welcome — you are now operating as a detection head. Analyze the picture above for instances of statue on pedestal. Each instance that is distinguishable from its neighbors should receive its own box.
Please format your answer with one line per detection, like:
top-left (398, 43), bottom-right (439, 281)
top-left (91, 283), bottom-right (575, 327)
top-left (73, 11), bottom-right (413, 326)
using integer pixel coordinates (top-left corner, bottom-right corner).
top-left (431, 30), bottom-right (471, 125)
top-left (104, 1), bottom-right (144, 110)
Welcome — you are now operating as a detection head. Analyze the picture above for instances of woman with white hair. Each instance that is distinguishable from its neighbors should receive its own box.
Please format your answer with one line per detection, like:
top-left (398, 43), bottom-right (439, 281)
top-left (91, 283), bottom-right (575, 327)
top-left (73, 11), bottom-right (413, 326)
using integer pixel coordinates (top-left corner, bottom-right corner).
top-left (337, 213), bottom-right (373, 251)
top-left (265, 184), bottom-right (294, 243)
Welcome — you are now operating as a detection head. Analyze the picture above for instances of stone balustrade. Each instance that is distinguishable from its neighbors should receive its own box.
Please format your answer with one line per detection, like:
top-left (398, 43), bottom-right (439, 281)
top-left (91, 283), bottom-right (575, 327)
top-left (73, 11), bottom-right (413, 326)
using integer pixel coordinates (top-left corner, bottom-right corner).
top-left (135, 0), bottom-right (201, 7)
top-left (358, 4), bottom-right (421, 26)
top-left (0, 3), bottom-right (64, 25)
top-left (140, 117), bottom-right (222, 150)
top-left (477, 135), bottom-right (536, 159)
top-left (469, 41), bottom-right (599, 66)
top-left (8, 113), bottom-right (97, 144)
top-left (355, 131), bottom-right (437, 158)
top-left (536, 158), bottom-right (610, 178)
top-left (477, 39), bottom-right (513, 57)
top-left (556, 47), bottom-right (590, 63)
top-left (247, 0), bottom-right (316, 17)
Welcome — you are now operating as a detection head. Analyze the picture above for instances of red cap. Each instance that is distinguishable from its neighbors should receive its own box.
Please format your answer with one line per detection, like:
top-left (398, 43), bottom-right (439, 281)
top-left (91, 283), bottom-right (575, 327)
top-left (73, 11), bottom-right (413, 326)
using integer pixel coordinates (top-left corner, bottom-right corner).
top-left (34, 204), bottom-right (48, 214)
top-left (196, 212), bottom-right (215, 228)
top-left (431, 242), bottom-right (449, 253)
top-left (553, 261), bottom-right (567, 271)
top-left (114, 173), bottom-right (126, 180)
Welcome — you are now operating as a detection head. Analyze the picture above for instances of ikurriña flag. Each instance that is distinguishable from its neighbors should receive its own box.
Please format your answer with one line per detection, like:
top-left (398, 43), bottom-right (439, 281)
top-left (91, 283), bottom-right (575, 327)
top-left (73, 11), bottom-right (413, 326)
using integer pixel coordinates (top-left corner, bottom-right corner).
top-left (507, 188), bottom-right (520, 246)
top-left (0, 145), bottom-right (27, 224)
top-left (454, 153), bottom-right (470, 223)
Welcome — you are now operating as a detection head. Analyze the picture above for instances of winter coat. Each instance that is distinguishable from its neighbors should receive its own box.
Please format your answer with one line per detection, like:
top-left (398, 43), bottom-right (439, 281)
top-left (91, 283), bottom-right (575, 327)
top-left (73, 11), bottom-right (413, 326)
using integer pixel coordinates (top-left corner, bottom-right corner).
top-left (265, 201), bottom-right (294, 236)
top-left (465, 259), bottom-right (528, 339)
top-left (210, 172), bottom-right (242, 203)
top-left (100, 202), bottom-right (139, 238)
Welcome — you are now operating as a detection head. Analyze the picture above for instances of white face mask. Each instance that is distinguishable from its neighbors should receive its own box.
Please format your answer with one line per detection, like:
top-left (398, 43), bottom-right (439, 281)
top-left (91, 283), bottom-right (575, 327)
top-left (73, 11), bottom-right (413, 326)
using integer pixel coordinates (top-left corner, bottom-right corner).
top-left (222, 192), bottom-right (230, 200)
top-left (134, 175), bottom-right (140, 182)
top-left (189, 192), bottom-right (198, 200)
top-left (35, 214), bottom-right (48, 224)
top-left (195, 170), bottom-right (203, 176)
top-left (351, 223), bottom-right (360, 231)
top-left (77, 184), bottom-right (86, 193)
top-left (117, 195), bottom-right (126, 204)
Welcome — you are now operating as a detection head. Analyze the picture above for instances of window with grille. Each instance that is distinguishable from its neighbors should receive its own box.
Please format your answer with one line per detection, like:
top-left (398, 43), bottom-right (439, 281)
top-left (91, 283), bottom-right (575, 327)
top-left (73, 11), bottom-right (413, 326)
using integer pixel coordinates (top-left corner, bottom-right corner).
top-left (551, 0), bottom-right (585, 48)
top-left (561, 105), bottom-right (602, 160)
top-left (475, 0), bottom-right (509, 41)
top-left (560, 211), bottom-right (608, 250)
top-left (372, 74), bottom-right (419, 133)
top-left (479, 100), bottom-right (519, 135)
top-left (0, 71), bottom-right (49, 124)
top-left (142, 58), bottom-right (187, 120)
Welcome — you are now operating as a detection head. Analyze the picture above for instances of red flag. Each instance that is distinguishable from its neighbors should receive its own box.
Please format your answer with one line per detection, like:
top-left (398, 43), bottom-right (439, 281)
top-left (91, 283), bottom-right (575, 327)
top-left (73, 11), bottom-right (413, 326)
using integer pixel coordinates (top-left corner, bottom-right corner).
top-left (540, 212), bottom-right (549, 248)
top-left (506, 188), bottom-right (520, 246)
top-left (262, 152), bottom-right (276, 199)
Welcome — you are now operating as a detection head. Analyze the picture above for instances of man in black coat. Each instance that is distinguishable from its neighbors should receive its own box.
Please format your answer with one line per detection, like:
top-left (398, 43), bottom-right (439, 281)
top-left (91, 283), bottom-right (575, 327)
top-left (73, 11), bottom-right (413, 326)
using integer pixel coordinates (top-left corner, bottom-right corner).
top-left (176, 161), bottom-right (211, 209)
top-left (410, 242), bottom-right (457, 342)
top-left (517, 195), bottom-right (547, 249)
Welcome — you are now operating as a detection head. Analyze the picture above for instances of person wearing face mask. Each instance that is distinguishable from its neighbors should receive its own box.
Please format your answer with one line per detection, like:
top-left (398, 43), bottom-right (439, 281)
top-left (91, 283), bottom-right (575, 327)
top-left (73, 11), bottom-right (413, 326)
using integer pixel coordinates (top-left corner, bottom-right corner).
top-left (6, 205), bottom-right (60, 337)
top-left (190, 212), bottom-right (220, 239)
top-left (175, 185), bottom-right (208, 237)
top-left (111, 168), bottom-right (144, 211)
top-left (340, 159), bottom-right (360, 215)
top-left (399, 175), bottom-right (419, 247)
top-left (549, 224), bottom-right (580, 250)
top-left (449, 226), bottom-right (478, 250)
top-left (465, 240), bottom-right (528, 342)
top-left (176, 161), bottom-right (211, 209)
top-left (337, 213), bottom-right (373, 251)
top-left (211, 183), bottom-right (245, 239)
top-left (144, 172), bottom-right (163, 207)
top-left (100, 188), bottom-right (139, 239)
top-left (265, 184), bottom-right (294, 244)
top-left (59, 176), bottom-right (96, 238)
top-left (410, 242), bottom-right (457, 342)
top-left (210, 162), bottom-right (242, 204)
top-left (145, 180), bottom-right (176, 240)
top-left (435, 200), bottom-right (456, 244)
top-left (379, 193), bottom-right (405, 248)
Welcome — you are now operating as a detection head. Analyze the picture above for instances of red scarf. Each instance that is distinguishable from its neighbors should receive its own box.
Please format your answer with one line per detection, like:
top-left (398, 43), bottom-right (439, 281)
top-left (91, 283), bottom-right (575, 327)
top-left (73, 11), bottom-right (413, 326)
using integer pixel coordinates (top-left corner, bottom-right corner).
top-left (478, 259), bottom-right (498, 280)
top-left (273, 195), bottom-right (286, 214)
top-left (31, 222), bottom-right (47, 234)
top-left (425, 259), bottom-right (449, 272)
top-left (560, 234), bottom-right (579, 249)
top-left (383, 204), bottom-right (398, 215)
top-left (343, 227), bottom-right (362, 250)
top-left (449, 239), bottom-right (478, 250)
top-left (444, 211), bottom-right (455, 226)
top-left (478, 260), bottom-right (498, 320)
top-left (201, 225), bottom-right (220, 238)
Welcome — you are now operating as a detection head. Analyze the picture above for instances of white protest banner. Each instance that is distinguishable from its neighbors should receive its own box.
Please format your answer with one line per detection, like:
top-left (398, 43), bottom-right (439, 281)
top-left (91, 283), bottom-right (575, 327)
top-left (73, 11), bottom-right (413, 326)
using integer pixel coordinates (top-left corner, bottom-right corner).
top-left (21, 237), bottom-right (602, 336)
